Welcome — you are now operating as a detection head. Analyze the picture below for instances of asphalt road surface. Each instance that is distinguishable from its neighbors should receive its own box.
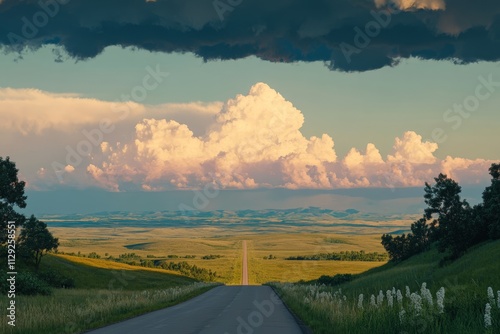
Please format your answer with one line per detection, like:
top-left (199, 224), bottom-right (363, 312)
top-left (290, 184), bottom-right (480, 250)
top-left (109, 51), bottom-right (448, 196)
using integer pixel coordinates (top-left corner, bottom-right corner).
top-left (86, 286), bottom-right (304, 334)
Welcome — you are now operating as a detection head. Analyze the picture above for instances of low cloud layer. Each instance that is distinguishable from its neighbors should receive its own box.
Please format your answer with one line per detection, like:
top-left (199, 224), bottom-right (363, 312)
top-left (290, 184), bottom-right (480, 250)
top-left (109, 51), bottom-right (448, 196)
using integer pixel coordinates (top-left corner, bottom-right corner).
top-left (0, 0), bottom-right (499, 71)
top-left (0, 88), bottom-right (221, 135)
top-left (5, 82), bottom-right (492, 191)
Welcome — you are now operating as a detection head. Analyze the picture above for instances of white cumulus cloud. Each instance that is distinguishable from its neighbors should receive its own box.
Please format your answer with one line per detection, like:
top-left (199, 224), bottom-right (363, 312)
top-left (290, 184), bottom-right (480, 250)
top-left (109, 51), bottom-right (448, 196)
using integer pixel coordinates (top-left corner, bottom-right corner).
top-left (75, 82), bottom-right (494, 191)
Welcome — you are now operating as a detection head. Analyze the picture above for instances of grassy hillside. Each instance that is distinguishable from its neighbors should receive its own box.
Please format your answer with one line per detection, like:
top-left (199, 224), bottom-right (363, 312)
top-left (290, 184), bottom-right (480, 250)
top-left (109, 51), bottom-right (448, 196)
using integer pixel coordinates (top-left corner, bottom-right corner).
top-left (1, 254), bottom-right (214, 334)
top-left (338, 239), bottom-right (500, 294)
top-left (45, 254), bottom-right (196, 289)
top-left (272, 239), bottom-right (500, 333)
top-left (340, 241), bottom-right (500, 292)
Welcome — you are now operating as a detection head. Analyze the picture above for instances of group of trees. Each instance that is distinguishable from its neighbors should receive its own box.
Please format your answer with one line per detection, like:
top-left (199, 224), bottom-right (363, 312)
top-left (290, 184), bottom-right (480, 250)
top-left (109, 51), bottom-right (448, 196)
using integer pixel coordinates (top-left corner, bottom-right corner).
top-left (78, 250), bottom-right (219, 281)
top-left (382, 163), bottom-right (500, 263)
top-left (0, 157), bottom-right (59, 271)
top-left (286, 250), bottom-right (388, 262)
top-left (158, 261), bottom-right (218, 281)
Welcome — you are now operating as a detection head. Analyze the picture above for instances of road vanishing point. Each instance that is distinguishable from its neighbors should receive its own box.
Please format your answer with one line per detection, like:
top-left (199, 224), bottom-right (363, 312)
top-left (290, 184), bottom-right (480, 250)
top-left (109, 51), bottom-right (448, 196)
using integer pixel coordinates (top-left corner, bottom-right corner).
top-left (86, 240), bottom-right (304, 334)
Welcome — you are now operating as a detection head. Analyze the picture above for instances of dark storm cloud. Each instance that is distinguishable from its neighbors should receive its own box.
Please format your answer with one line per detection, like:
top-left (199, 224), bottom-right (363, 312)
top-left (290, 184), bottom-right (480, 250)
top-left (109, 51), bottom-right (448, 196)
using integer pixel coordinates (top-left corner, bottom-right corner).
top-left (0, 0), bottom-right (499, 71)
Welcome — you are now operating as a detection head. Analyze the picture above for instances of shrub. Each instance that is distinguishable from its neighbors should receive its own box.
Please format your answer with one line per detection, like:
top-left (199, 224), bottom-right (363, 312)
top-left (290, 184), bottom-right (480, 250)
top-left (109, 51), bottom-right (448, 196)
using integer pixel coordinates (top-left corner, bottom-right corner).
top-left (38, 270), bottom-right (76, 289)
top-left (317, 274), bottom-right (353, 286)
top-left (17, 271), bottom-right (51, 295)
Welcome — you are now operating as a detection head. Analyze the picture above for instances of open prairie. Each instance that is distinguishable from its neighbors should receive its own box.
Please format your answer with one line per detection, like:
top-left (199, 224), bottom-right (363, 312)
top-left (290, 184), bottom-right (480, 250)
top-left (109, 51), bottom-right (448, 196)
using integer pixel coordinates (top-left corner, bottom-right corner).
top-left (49, 219), bottom-right (398, 285)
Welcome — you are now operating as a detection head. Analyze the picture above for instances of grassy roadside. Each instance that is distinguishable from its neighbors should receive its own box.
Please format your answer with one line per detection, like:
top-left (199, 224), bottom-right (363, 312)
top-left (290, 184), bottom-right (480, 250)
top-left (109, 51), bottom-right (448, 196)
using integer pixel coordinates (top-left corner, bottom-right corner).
top-left (270, 240), bottom-right (500, 333)
top-left (0, 255), bottom-right (218, 334)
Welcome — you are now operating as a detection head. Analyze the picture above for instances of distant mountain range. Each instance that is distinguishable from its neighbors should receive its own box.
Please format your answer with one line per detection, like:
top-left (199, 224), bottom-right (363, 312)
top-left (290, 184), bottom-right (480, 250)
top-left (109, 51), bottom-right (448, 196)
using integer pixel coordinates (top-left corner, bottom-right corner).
top-left (24, 186), bottom-right (485, 218)
top-left (41, 207), bottom-right (418, 231)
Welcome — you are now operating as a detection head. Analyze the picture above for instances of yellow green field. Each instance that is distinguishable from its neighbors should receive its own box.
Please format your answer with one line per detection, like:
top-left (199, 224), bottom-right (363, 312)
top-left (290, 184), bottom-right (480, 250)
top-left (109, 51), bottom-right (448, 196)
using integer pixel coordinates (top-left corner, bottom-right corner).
top-left (50, 227), bottom-right (389, 285)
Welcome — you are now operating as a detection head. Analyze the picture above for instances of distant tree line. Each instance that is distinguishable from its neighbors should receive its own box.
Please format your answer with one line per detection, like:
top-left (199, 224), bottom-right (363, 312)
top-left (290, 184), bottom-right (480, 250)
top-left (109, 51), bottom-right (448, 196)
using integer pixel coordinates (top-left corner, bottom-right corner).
top-left (382, 163), bottom-right (500, 263)
top-left (158, 261), bottom-right (218, 281)
top-left (59, 250), bottom-right (219, 281)
top-left (201, 254), bottom-right (223, 260)
top-left (286, 250), bottom-right (388, 262)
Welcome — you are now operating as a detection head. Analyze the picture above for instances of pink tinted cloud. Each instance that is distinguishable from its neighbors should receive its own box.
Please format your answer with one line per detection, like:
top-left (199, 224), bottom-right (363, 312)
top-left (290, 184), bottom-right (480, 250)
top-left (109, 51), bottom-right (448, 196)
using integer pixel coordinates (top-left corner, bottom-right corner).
top-left (80, 83), bottom-right (494, 191)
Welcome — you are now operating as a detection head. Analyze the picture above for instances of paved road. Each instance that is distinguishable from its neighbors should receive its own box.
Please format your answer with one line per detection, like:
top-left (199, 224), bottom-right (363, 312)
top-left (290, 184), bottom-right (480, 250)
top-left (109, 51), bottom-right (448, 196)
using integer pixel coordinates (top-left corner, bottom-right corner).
top-left (242, 240), bottom-right (248, 286)
top-left (86, 286), bottom-right (303, 334)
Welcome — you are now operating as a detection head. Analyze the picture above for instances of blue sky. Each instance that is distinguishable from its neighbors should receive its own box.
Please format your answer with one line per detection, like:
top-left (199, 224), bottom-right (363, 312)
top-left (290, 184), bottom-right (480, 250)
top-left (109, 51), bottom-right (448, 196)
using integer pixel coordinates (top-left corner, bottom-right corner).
top-left (1, 46), bottom-right (499, 160)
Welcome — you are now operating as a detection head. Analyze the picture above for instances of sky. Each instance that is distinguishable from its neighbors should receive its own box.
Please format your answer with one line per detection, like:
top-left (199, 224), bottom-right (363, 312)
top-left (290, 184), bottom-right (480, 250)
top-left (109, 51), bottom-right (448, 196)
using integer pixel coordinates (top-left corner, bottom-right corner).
top-left (1, 0), bottom-right (499, 213)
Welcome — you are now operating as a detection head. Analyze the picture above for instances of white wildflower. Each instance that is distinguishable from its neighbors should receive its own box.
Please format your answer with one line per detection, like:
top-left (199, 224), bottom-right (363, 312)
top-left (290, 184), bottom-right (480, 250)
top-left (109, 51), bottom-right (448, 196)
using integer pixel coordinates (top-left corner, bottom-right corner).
top-left (392, 287), bottom-right (396, 296)
top-left (421, 282), bottom-right (433, 306)
top-left (370, 294), bottom-right (376, 307)
top-left (304, 297), bottom-right (310, 304)
top-left (405, 286), bottom-right (411, 298)
top-left (387, 290), bottom-right (394, 307)
top-left (410, 293), bottom-right (423, 315)
top-left (485, 303), bottom-right (492, 328)
top-left (358, 294), bottom-right (364, 309)
top-left (436, 287), bottom-right (445, 314)
top-left (488, 287), bottom-right (495, 306)
top-left (397, 289), bottom-right (403, 305)
top-left (377, 290), bottom-right (384, 306)
top-left (399, 308), bottom-right (406, 324)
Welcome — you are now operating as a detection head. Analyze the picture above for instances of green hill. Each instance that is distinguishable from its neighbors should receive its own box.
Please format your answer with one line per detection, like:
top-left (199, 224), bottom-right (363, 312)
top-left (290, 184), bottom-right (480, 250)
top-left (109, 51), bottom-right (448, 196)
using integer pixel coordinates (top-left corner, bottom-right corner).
top-left (273, 239), bottom-right (500, 333)
top-left (340, 239), bottom-right (500, 294)
top-left (44, 254), bottom-right (196, 289)
top-left (1, 255), bottom-right (213, 334)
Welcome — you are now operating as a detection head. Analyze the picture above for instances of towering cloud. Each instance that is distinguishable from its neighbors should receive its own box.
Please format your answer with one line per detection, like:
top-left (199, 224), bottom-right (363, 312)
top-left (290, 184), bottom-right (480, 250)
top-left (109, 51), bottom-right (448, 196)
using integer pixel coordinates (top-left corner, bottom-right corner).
top-left (0, 0), bottom-right (499, 71)
top-left (84, 83), bottom-right (338, 190)
top-left (6, 82), bottom-right (484, 191)
top-left (1, 83), bottom-right (495, 190)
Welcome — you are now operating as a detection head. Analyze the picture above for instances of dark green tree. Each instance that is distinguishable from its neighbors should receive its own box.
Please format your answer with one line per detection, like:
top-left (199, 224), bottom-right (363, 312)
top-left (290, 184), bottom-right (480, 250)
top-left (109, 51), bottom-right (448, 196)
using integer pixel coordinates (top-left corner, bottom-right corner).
top-left (18, 216), bottom-right (59, 271)
top-left (381, 233), bottom-right (411, 262)
top-left (424, 173), bottom-right (473, 259)
top-left (0, 157), bottom-right (27, 244)
top-left (483, 163), bottom-right (500, 239)
top-left (381, 217), bottom-right (430, 262)
top-left (408, 217), bottom-right (431, 253)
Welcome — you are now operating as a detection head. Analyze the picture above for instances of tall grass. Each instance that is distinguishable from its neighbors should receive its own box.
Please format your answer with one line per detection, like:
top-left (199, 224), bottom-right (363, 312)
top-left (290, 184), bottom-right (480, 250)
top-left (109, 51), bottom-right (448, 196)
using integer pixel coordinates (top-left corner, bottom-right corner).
top-left (270, 240), bottom-right (500, 333)
top-left (0, 283), bottom-right (216, 334)
top-left (272, 282), bottom-right (500, 333)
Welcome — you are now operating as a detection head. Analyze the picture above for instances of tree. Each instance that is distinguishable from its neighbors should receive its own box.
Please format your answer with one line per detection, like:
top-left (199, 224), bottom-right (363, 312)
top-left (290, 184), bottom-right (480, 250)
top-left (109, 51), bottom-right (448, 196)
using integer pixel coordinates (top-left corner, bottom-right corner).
top-left (18, 216), bottom-right (59, 271)
top-left (382, 166), bottom-right (500, 263)
top-left (381, 233), bottom-right (411, 262)
top-left (0, 157), bottom-right (27, 244)
top-left (408, 217), bottom-right (431, 254)
top-left (424, 173), bottom-right (473, 259)
top-left (381, 217), bottom-right (430, 262)
top-left (483, 163), bottom-right (500, 239)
